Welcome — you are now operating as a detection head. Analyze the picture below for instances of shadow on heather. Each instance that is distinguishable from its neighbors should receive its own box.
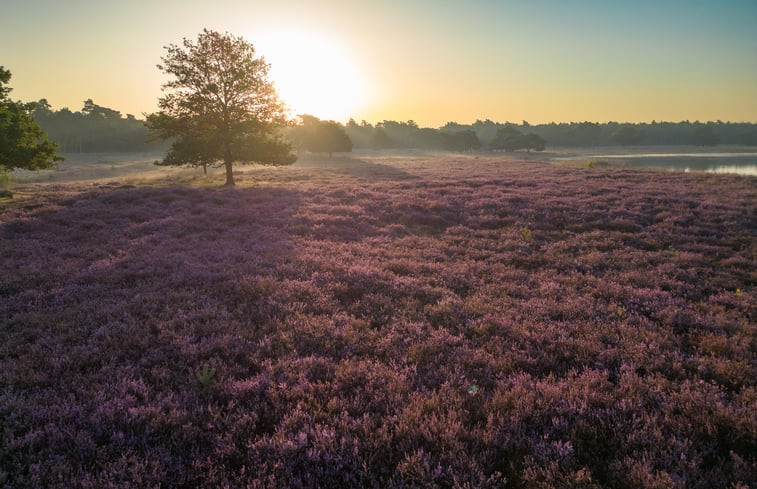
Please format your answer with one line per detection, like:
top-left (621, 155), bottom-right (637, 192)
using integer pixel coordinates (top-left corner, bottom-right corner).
top-left (294, 154), bottom-right (420, 181)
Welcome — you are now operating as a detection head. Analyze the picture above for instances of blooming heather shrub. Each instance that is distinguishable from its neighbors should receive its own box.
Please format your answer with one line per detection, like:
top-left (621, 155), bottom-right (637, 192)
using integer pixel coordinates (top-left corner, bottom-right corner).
top-left (1, 156), bottom-right (755, 488)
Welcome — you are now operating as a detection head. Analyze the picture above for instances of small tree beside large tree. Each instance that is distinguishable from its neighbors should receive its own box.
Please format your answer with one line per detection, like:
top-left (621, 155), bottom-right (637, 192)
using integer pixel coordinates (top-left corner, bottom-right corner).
top-left (0, 67), bottom-right (62, 173)
top-left (146, 29), bottom-right (296, 186)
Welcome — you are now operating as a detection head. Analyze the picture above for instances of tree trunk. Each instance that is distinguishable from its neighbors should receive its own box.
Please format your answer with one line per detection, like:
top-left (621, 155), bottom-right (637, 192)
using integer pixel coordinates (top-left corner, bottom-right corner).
top-left (224, 159), bottom-right (234, 186)
top-left (202, 162), bottom-right (207, 175)
top-left (223, 135), bottom-right (234, 186)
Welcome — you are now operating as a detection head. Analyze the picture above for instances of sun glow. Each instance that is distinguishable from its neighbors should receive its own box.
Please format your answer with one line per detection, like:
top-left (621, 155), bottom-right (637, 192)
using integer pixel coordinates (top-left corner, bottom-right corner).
top-left (256, 30), bottom-right (369, 122)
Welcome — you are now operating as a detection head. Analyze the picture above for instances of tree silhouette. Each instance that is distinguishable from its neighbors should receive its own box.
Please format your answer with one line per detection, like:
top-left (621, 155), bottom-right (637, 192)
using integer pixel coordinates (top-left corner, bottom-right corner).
top-left (489, 126), bottom-right (546, 152)
top-left (32, 100), bottom-right (161, 153)
top-left (611, 125), bottom-right (644, 146)
top-left (370, 128), bottom-right (392, 150)
top-left (294, 115), bottom-right (352, 157)
top-left (146, 29), bottom-right (296, 186)
top-left (521, 133), bottom-right (546, 152)
top-left (441, 130), bottom-right (480, 152)
top-left (489, 126), bottom-right (522, 151)
top-left (691, 124), bottom-right (719, 146)
top-left (0, 67), bottom-right (62, 171)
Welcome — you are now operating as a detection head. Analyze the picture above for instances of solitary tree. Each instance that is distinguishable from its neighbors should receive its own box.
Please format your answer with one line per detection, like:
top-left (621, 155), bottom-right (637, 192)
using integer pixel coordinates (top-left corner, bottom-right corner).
top-left (146, 29), bottom-right (296, 186)
top-left (0, 67), bottom-right (62, 171)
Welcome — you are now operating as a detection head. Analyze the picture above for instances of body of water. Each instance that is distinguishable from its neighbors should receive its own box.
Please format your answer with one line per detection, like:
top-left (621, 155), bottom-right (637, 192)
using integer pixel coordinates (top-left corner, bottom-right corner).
top-left (554, 151), bottom-right (757, 176)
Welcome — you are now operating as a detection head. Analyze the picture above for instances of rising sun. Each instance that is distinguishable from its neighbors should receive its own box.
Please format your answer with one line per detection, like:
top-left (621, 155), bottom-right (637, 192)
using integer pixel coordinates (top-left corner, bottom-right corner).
top-left (256, 30), bottom-right (369, 122)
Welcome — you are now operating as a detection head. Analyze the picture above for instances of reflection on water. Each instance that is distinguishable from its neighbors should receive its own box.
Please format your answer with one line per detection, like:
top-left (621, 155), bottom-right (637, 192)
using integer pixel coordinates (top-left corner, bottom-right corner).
top-left (699, 165), bottom-right (757, 176)
top-left (590, 152), bottom-right (757, 159)
top-left (625, 156), bottom-right (757, 176)
top-left (556, 152), bottom-right (757, 176)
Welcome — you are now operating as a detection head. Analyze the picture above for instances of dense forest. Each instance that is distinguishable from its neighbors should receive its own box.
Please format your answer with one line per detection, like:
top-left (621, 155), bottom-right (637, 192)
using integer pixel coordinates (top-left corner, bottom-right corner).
top-left (31, 100), bottom-right (757, 154)
top-left (30, 99), bottom-right (165, 153)
top-left (345, 119), bottom-right (757, 151)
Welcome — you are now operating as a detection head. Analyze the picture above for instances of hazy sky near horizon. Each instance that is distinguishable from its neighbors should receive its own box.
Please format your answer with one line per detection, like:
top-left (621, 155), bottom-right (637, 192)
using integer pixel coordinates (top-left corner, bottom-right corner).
top-left (1, 0), bottom-right (756, 126)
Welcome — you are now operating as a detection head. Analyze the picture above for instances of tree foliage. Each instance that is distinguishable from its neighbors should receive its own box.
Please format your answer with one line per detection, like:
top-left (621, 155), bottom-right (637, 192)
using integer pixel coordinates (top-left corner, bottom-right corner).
top-left (292, 114), bottom-right (352, 157)
top-left (344, 119), bottom-right (755, 150)
top-left (691, 124), bottom-right (720, 146)
top-left (490, 126), bottom-right (546, 152)
top-left (611, 125), bottom-right (645, 146)
top-left (521, 133), bottom-right (547, 152)
top-left (145, 29), bottom-right (296, 185)
top-left (0, 67), bottom-right (62, 171)
top-left (370, 127), bottom-right (393, 150)
top-left (441, 129), bottom-right (481, 152)
top-left (489, 126), bottom-right (522, 151)
top-left (32, 99), bottom-right (158, 153)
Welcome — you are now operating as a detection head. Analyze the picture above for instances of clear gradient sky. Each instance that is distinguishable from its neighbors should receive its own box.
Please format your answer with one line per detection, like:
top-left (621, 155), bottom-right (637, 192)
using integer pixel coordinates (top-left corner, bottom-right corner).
top-left (1, 0), bottom-right (756, 126)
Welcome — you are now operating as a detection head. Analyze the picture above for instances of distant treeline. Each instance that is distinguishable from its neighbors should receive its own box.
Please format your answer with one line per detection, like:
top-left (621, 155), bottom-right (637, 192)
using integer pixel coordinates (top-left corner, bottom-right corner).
top-left (31, 99), bottom-right (757, 154)
top-left (345, 119), bottom-right (757, 151)
top-left (31, 99), bottom-right (165, 153)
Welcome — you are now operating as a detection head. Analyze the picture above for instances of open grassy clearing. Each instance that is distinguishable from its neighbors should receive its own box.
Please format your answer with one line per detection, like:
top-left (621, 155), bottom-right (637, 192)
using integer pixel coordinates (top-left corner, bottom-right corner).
top-left (1, 154), bottom-right (755, 488)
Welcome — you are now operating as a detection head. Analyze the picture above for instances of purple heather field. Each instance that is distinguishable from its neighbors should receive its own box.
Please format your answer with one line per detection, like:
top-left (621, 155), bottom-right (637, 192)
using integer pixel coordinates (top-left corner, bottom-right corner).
top-left (1, 154), bottom-right (755, 488)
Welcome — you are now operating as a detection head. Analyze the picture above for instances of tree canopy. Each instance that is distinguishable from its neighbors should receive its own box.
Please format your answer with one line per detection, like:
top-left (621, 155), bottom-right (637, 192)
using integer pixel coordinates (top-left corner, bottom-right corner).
top-left (293, 114), bottom-right (352, 157)
top-left (370, 127), bottom-right (393, 150)
top-left (441, 130), bottom-right (481, 152)
top-left (488, 126), bottom-right (546, 153)
top-left (611, 125), bottom-right (645, 146)
top-left (342, 119), bottom-right (755, 151)
top-left (31, 99), bottom-right (159, 153)
top-left (145, 29), bottom-right (296, 186)
top-left (489, 126), bottom-right (522, 151)
top-left (0, 67), bottom-right (62, 171)
top-left (691, 124), bottom-right (720, 146)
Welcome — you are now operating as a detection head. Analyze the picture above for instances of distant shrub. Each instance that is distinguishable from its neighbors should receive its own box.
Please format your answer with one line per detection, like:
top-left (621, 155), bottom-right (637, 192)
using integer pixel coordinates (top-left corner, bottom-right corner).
top-left (586, 159), bottom-right (609, 169)
top-left (196, 363), bottom-right (217, 392)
